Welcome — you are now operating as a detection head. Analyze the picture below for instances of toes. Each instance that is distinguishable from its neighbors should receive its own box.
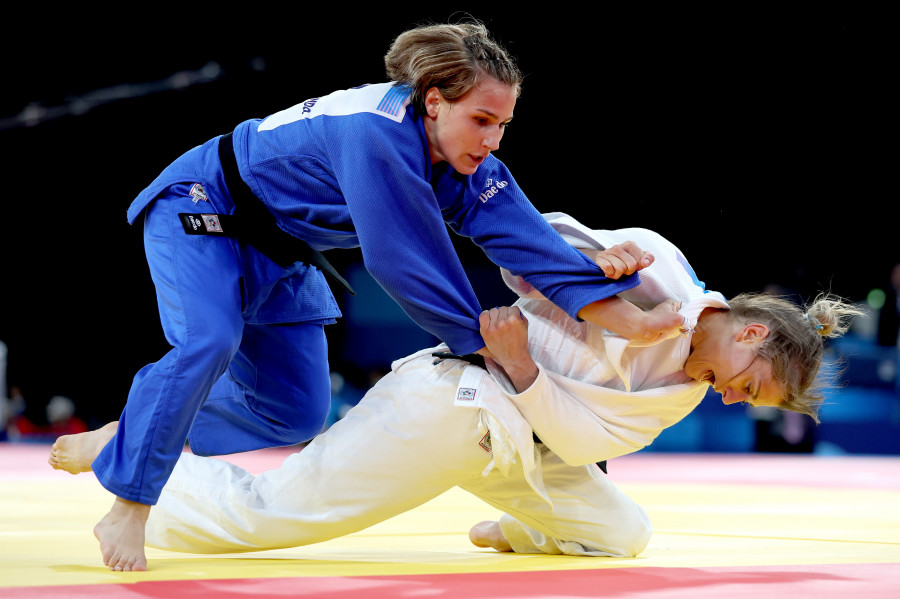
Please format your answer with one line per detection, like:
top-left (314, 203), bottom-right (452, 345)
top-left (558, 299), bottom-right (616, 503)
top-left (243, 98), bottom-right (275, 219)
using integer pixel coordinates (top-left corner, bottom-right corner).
top-left (101, 549), bottom-right (115, 569)
top-left (108, 554), bottom-right (147, 572)
top-left (106, 550), bottom-right (126, 571)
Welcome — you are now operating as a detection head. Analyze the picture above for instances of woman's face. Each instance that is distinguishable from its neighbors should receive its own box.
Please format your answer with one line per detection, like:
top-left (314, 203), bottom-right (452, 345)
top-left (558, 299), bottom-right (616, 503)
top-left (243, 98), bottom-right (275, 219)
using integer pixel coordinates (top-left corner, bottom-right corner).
top-left (685, 322), bottom-right (784, 408)
top-left (423, 77), bottom-right (517, 175)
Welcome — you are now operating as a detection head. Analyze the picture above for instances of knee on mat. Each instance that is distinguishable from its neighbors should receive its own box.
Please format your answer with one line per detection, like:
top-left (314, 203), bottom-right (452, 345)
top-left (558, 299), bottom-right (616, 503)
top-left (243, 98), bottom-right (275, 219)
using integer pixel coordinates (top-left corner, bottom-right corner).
top-left (617, 519), bottom-right (653, 557)
top-left (601, 512), bottom-right (653, 557)
top-left (578, 509), bottom-right (653, 558)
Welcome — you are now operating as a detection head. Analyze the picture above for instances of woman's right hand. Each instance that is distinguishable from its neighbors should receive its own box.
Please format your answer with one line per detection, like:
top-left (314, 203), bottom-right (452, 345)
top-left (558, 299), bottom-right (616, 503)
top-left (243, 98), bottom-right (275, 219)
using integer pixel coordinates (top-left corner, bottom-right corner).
top-left (478, 306), bottom-right (538, 392)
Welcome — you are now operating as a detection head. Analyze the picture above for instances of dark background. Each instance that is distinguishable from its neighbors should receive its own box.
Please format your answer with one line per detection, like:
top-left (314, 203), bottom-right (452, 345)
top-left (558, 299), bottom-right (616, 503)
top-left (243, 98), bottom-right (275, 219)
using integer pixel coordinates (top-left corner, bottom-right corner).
top-left (0, 7), bottom-right (894, 427)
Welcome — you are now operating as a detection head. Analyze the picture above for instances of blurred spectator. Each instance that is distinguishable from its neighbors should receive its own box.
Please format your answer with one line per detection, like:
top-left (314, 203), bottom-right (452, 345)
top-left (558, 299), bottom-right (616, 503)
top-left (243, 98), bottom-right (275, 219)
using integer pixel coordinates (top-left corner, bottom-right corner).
top-left (751, 405), bottom-right (816, 453)
top-left (9, 394), bottom-right (88, 442)
top-left (2, 339), bottom-right (89, 442)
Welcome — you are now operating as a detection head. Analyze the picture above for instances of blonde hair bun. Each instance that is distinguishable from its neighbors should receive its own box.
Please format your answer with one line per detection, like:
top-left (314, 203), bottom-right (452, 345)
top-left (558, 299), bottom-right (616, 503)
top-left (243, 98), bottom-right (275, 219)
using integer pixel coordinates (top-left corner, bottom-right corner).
top-left (805, 293), bottom-right (860, 338)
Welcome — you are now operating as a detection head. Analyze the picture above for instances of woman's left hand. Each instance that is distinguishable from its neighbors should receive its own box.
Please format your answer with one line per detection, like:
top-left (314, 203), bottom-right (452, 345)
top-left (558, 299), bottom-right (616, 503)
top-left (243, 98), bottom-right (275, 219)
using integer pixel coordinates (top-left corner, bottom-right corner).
top-left (593, 241), bottom-right (654, 279)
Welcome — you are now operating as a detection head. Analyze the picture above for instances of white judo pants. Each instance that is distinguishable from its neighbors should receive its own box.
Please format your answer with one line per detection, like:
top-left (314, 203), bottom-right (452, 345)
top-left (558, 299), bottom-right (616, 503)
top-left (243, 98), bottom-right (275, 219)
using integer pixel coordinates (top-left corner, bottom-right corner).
top-left (145, 355), bottom-right (652, 557)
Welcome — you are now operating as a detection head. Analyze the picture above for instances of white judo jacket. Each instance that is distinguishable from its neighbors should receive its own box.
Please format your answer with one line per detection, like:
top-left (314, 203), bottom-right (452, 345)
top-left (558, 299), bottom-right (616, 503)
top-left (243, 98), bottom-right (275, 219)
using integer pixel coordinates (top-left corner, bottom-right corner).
top-left (396, 213), bottom-right (728, 505)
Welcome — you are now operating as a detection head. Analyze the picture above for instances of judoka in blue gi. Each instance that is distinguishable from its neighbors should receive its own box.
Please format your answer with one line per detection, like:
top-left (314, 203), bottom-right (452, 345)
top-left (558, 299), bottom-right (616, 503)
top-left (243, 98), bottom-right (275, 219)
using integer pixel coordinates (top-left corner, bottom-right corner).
top-left (49, 22), bottom-right (655, 571)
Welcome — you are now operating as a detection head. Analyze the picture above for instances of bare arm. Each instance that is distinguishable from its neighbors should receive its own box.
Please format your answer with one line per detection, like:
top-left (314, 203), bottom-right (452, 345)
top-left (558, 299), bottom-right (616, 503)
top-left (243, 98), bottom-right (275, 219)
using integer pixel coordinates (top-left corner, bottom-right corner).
top-left (478, 239), bottom-right (679, 358)
top-left (578, 242), bottom-right (684, 341)
top-left (578, 296), bottom-right (684, 343)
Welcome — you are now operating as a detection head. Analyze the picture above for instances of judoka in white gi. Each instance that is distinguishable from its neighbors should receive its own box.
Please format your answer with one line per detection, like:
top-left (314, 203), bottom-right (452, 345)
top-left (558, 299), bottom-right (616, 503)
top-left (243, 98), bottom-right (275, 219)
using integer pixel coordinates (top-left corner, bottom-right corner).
top-left (135, 213), bottom-right (764, 558)
top-left (57, 213), bottom-right (855, 560)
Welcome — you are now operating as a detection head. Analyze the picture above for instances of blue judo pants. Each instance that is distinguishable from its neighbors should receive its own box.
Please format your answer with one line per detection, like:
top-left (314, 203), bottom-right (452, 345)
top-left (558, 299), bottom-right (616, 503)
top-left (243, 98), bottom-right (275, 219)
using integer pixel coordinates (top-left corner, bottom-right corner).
top-left (93, 184), bottom-right (336, 505)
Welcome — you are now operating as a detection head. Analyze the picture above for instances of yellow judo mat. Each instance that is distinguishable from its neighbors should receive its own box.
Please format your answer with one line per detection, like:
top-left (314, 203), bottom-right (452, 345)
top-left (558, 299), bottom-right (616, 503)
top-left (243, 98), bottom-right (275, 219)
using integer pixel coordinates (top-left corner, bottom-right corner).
top-left (2, 443), bottom-right (899, 598)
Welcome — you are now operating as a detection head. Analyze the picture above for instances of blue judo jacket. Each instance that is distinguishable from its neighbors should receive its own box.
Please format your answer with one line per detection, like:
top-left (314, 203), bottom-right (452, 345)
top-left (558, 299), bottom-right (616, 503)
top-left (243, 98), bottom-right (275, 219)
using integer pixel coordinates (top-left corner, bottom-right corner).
top-left (128, 82), bottom-right (639, 354)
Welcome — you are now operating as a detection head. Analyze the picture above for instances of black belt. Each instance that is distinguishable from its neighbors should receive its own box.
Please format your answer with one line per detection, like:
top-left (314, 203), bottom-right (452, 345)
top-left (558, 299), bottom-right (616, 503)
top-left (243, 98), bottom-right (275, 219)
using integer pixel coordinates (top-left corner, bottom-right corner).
top-left (177, 132), bottom-right (354, 295)
top-left (431, 351), bottom-right (486, 369)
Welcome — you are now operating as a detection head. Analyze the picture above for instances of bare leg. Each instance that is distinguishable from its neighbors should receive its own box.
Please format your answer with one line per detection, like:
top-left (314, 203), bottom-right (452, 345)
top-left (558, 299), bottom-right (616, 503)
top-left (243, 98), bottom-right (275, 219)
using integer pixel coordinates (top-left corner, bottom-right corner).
top-left (468, 520), bottom-right (512, 552)
top-left (48, 421), bottom-right (150, 570)
top-left (49, 421), bottom-right (118, 474)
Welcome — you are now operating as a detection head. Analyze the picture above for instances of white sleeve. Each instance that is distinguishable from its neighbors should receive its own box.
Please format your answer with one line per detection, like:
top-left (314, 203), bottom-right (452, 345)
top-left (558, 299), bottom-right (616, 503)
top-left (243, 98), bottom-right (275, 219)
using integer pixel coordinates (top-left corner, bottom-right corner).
top-left (505, 365), bottom-right (706, 465)
top-left (500, 213), bottom-right (719, 309)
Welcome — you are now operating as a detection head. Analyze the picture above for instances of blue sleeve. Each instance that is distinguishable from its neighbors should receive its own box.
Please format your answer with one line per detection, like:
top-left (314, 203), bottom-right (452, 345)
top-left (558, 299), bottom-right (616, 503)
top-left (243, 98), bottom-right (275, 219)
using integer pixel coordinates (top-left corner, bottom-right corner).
top-left (324, 114), bottom-right (487, 354)
top-left (434, 156), bottom-right (641, 318)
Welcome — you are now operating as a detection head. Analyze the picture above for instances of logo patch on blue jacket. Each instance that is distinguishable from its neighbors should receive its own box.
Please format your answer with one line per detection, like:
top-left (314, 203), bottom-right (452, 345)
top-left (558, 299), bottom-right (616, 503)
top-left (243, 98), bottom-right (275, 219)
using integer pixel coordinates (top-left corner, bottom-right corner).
top-left (478, 179), bottom-right (508, 204)
top-left (189, 183), bottom-right (209, 204)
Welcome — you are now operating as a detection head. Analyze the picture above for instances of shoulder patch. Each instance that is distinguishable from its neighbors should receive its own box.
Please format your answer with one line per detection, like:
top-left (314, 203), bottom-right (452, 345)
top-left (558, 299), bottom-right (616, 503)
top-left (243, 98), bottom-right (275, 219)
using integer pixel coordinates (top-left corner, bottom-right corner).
top-left (259, 83), bottom-right (412, 131)
top-left (376, 85), bottom-right (412, 118)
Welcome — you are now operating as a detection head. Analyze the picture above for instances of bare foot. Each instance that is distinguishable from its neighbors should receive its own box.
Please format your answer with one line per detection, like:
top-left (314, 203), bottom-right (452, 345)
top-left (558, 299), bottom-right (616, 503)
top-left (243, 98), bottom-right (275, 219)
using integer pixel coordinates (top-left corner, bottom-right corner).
top-left (469, 520), bottom-right (513, 552)
top-left (94, 496), bottom-right (151, 571)
top-left (49, 421), bottom-right (118, 474)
